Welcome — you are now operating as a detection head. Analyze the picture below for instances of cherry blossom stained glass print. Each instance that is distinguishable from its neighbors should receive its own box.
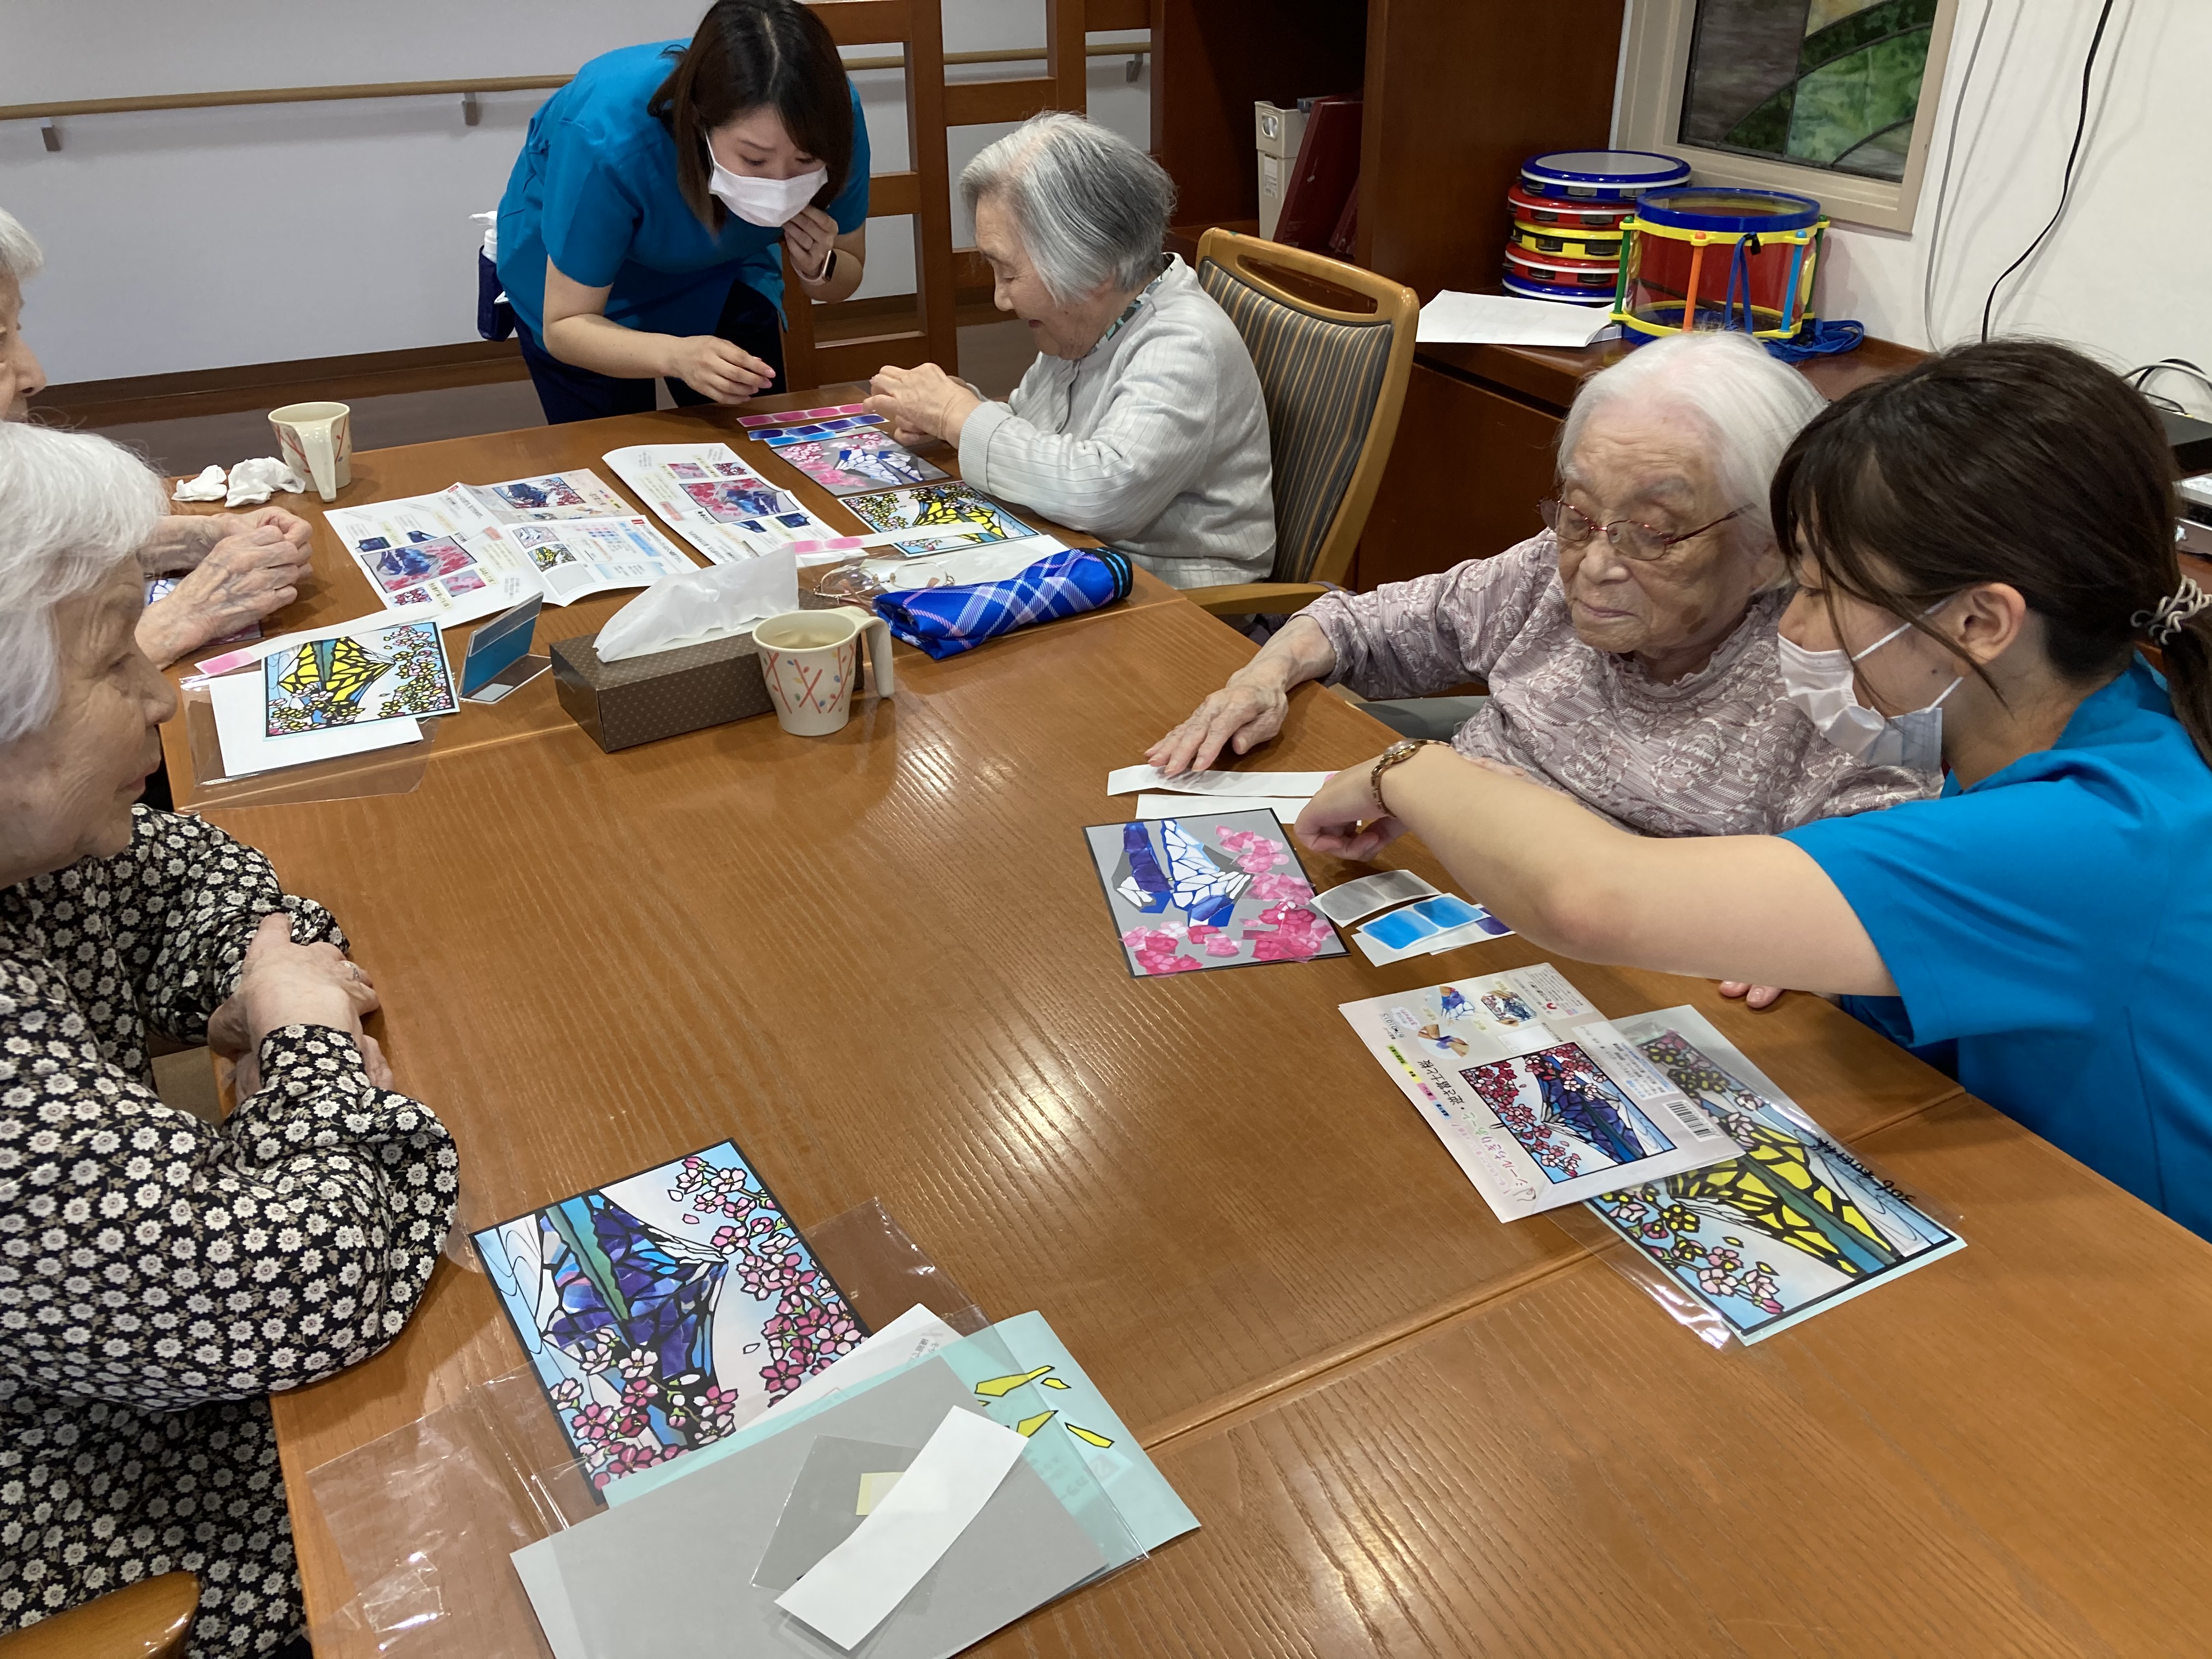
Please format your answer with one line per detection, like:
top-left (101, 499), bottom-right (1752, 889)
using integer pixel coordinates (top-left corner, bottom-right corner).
top-left (262, 618), bottom-right (456, 737)
top-left (1461, 1041), bottom-right (1680, 1184)
top-left (1083, 806), bottom-right (1346, 977)
top-left (1583, 1009), bottom-right (1964, 1343)
top-left (1678, 0), bottom-right (1938, 182)
top-left (473, 1142), bottom-right (865, 1493)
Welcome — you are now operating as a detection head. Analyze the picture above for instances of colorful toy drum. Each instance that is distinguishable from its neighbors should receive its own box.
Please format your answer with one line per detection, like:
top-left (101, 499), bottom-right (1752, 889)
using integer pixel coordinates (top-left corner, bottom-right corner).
top-left (1519, 149), bottom-right (1690, 202)
top-left (1502, 272), bottom-right (1615, 308)
top-left (1509, 221), bottom-right (1624, 262)
top-left (1504, 246), bottom-right (1618, 294)
top-left (1504, 184), bottom-right (1634, 232)
top-left (1613, 185), bottom-right (1829, 341)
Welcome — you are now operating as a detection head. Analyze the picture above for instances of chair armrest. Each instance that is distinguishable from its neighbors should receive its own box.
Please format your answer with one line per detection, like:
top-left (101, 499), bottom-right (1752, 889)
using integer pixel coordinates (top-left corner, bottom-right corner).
top-left (0, 1573), bottom-right (200, 1659)
top-left (1184, 582), bottom-right (1330, 617)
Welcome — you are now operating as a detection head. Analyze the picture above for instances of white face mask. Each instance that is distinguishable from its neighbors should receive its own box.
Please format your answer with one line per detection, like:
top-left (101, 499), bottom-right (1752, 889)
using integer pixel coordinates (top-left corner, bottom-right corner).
top-left (1776, 603), bottom-right (1962, 774)
top-left (707, 150), bottom-right (827, 228)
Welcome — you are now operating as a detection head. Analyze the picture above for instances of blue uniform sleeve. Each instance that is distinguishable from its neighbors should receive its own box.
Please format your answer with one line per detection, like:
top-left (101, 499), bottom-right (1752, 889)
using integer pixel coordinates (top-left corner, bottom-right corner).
top-left (1781, 760), bottom-right (2168, 1046)
top-left (828, 83), bottom-right (872, 234)
top-left (539, 120), bottom-right (644, 290)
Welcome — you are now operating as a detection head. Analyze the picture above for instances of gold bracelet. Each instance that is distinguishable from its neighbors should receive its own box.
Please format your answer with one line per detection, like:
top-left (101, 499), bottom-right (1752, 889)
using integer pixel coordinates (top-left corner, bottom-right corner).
top-left (1368, 738), bottom-right (1441, 815)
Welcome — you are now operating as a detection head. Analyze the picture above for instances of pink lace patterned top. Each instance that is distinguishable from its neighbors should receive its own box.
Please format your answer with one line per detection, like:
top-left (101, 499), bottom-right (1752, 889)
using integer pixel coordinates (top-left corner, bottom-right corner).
top-left (1304, 533), bottom-right (1938, 836)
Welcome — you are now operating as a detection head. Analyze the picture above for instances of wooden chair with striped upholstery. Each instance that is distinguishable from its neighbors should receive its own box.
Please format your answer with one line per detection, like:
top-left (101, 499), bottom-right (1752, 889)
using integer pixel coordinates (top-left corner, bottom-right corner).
top-left (1187, 229), bottom-right (1419, 617)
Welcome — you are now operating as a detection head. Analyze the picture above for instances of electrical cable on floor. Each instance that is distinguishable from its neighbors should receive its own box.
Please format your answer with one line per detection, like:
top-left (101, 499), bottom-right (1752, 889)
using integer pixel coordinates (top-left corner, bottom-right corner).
top-left (1979, 0), bottom-right (2119, 342)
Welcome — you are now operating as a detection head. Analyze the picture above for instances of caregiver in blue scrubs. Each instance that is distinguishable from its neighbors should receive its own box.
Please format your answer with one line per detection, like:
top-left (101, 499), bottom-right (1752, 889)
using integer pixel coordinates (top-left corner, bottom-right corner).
top-left (497, 0), bottom-right (870, 422)
top-left (1294, 340), bottom-right (2212, 1239)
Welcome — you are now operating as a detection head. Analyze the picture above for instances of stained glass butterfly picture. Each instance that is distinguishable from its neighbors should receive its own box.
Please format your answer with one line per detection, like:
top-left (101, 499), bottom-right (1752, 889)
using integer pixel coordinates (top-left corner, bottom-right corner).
top-left (472, 1142), bottom-right (866, 1492)
top-left (261, 619), bottom-right (458, 737)
top-left (1084, 806), bottom-right (1346, 977)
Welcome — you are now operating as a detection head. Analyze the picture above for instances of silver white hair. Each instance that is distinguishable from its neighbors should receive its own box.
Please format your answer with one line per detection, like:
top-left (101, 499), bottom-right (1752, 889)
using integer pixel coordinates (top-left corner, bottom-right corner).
top-left (960, 112), bottom-right (1175, 304)
top-left (0, 423), bottom-right (164, 747)
top-left (1559, 329), bottom-right (1827, 544)
top-left (0, 207), bottom-right (43, 287)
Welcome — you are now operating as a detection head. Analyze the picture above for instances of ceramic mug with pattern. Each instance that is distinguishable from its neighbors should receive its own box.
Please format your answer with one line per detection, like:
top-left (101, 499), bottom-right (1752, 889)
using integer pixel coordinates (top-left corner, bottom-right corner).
top-left (268, 400), bottom-right (352, 501)
top-left (753, 606), bottom-right (895, 736)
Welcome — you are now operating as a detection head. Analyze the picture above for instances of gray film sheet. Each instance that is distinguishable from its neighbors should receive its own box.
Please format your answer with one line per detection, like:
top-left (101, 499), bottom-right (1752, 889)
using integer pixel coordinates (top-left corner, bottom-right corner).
top-left (1311, 868), bottom-right (1441, 925)
top-left (530, 1357), bottom-right (1115, 1659)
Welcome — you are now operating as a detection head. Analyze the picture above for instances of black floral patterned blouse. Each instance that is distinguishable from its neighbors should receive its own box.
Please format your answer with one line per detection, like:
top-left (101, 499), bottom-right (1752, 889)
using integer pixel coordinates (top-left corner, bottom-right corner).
top-left (0, 808), bottom-right (458, 1655)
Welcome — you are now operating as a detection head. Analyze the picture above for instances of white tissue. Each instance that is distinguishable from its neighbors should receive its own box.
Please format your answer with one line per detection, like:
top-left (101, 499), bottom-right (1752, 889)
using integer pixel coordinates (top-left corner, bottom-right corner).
top-left (594, 553), bottom-right (799, 662)
top-left (172, 465), bottom-right (228, 503)
top-left (223, 457), bottom-right (306, 508)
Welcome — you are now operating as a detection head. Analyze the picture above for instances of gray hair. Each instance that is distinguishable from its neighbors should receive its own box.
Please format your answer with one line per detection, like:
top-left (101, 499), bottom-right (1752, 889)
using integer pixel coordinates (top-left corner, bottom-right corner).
top-left (0, 423), bottom-right (164, 747)
top-left (0, 207), bottom-right (43, 287)
top-left (960, 112), bottom-right (1175, 304)
top-left (1559, 329), bottom-right (1827, 544)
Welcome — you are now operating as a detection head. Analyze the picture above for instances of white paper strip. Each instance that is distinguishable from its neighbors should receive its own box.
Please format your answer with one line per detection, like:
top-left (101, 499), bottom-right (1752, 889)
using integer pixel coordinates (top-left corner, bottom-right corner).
top-left (775, 1406), bottom-right (1028, 1651)
top-left (767, 1304), bottom-right (962, 1417)
top-left (1132, 792), bottom-right (1308, 825)
top-left (1106, 765), bottom-right (1335, 797)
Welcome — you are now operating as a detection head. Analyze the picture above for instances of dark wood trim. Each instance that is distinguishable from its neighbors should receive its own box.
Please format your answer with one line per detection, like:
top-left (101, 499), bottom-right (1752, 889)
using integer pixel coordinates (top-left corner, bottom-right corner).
top-left (31, 339), bottom-right (528, 429)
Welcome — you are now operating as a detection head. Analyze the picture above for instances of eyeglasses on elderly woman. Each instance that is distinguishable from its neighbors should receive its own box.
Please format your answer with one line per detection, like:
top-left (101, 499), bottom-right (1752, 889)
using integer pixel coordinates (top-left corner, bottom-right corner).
top-left (1538, 496), bottom-right (1745, 562)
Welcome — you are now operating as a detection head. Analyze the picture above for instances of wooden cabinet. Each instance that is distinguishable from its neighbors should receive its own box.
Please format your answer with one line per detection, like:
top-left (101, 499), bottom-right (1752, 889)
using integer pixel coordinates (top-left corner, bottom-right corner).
top-left (1354, 361), bottom-right (1560, 590)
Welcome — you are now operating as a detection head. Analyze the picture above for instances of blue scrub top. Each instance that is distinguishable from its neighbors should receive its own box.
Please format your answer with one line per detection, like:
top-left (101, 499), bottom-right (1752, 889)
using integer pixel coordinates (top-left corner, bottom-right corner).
top-left (496, 40), bottom-right (870, 341)
top-left (1782, 659), bottom-right (2212, 1238)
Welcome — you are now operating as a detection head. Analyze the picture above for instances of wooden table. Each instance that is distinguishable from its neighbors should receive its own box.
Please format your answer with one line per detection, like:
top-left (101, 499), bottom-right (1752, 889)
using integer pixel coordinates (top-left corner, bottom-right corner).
top-left (194, 409), bottom-right (2205, 1657)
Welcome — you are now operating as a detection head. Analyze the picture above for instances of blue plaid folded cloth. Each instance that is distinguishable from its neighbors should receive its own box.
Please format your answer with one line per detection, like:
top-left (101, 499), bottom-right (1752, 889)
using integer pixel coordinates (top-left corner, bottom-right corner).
top-left (874, 546), bottom-right (1135, 659)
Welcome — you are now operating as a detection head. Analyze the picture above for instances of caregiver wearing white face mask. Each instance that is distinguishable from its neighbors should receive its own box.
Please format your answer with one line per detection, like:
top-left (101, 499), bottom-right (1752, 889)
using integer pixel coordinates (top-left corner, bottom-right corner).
top-left (495, 0), bottom-right (868, 423)
top-left (1294, 341), bottom-right (2212, 1241)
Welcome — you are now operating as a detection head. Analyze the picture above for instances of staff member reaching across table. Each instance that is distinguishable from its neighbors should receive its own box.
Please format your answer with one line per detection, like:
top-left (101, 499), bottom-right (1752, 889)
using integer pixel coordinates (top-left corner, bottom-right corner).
top-left (496, 0), bottom-right (870, 422)
top-left (1297, 341), bottom-right (2212, 1240)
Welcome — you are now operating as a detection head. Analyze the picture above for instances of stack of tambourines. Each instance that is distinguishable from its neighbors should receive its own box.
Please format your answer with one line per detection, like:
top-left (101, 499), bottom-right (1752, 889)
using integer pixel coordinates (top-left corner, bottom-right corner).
top-left (1503, 149), bottom-right (1691, 308)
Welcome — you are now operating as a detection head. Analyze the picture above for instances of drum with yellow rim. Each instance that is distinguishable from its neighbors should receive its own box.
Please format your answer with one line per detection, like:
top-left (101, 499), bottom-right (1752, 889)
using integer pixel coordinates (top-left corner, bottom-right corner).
top-left (1612, 185), bottom-right (1828, 342)
top-left (1508, 221), bottom-right (1624, 262)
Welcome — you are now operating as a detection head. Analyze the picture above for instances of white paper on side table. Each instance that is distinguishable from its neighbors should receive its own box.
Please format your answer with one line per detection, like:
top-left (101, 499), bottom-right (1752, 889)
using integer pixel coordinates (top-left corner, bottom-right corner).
top-left (1339, 964), bottom-right (1736, 1221)
top-left (1415, 290), bottom-right (1617, 348)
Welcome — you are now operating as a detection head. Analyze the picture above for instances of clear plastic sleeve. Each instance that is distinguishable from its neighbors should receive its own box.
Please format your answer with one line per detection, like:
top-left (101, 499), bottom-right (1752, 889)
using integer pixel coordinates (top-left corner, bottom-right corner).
top-left (177, 678), bottom-right (439, 812)
top-left (1554, 1004), bottom-right (1968, 1350)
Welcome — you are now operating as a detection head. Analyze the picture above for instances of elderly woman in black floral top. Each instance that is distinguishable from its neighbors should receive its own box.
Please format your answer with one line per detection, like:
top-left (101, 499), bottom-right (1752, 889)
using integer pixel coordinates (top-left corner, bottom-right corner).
top-left (0, 421), bottom-right (458, 1655)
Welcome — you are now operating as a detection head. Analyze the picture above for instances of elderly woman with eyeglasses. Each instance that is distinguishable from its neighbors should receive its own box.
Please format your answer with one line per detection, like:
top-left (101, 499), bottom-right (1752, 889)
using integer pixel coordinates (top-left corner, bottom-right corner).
top-left (0, 421), bottom-right (456, 1653)
top-left (1152, 329), bottom-right (1936, 840)
top-left (863, 111), bottom-right (1274, 589)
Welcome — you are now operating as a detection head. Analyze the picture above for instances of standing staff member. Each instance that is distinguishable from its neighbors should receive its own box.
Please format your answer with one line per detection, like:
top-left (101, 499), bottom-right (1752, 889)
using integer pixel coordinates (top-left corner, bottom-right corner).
top-left (497, 0), bottom-right (870, 423)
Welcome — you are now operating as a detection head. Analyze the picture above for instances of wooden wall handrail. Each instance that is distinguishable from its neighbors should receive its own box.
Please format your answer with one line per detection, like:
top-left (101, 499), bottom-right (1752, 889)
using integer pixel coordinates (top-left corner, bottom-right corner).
top-left (0, 40), bottom-right (1150, 125)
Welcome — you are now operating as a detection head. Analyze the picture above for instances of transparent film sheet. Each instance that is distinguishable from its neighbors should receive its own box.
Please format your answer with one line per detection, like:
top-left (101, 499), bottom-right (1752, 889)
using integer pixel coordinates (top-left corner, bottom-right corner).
top-left (178, 677), bottom-right (438, 812)
top-left (304, 1199), bottom-right (985, 1658)
top-left (1554, 1005), bottom-right (1967, 1350)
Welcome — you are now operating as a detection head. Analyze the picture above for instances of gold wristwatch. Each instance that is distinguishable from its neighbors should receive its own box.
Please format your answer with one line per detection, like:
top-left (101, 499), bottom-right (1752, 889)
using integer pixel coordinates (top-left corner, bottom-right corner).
top-left (1368, 739), bottom-right (1441, 813)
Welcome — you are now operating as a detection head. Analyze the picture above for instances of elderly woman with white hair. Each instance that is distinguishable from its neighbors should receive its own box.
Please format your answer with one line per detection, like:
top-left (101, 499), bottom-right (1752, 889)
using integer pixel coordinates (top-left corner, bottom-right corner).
top-left (1153, 330), bottom-right (1937, 847)
top-left (864, 112), bottom-right (1274, 588)
top-left (0, 421), bottom-right (456, 1652)
top-left (0, 206), bottom-right (314, 670)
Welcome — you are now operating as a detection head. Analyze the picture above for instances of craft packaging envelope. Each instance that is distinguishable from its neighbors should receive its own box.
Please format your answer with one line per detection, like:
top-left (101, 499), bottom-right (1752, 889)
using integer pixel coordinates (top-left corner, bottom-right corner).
top-left (1338, 967), bottom-right (1737, 1222)
top-left (533, 1355), bottom-right (1116, 1659)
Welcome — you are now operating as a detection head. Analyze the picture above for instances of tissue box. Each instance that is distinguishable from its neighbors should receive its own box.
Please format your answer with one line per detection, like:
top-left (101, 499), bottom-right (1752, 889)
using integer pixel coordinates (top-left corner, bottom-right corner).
top-left (549, 630), bottom-right (775, 752)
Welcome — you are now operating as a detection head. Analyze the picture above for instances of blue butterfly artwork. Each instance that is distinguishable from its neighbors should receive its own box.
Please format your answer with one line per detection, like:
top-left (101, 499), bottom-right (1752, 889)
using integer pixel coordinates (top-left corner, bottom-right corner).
top-left (1086, 806), bottom-right (1346, 977)
top-left (473, 1142), bottom-right (865, 1493)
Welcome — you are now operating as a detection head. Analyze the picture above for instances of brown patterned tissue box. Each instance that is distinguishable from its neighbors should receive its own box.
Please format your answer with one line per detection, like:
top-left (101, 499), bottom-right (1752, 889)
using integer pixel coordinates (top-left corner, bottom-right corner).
top-left (549, 630), bottom-right (775, 752)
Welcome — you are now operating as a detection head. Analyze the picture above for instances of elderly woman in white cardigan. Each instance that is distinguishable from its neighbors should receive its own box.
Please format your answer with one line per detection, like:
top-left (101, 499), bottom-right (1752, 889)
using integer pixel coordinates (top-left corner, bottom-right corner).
top-left (864, 112), bottom-right (1274, 589)
top-left (0, 422), bottom-right (456, 1654)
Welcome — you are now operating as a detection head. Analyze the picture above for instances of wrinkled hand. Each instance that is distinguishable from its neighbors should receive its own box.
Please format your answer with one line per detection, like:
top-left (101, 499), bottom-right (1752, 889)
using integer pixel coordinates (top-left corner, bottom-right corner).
top-left (783, 206), bottom-right (840, 292)
top-left (666, 334), bottom-right (777, 402)
top-left (1718, 981), bottom-right (1787, 1011)
top-left (1147, 677), bottom-right (1290, 775)
top-left (207, 506), bottom-right (313, 561)
top-left (1294, 758), bottom-right (1400, 864)
top-left (136, 527), bottom-right (312, 666)
top-left (234, 913), bottom-right (375, 1051)
top-left (865, 362), bottom-right (981, 446)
